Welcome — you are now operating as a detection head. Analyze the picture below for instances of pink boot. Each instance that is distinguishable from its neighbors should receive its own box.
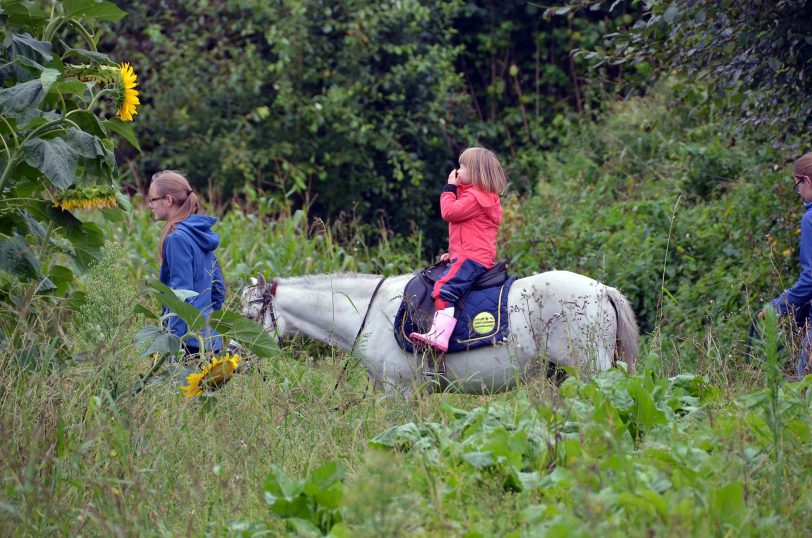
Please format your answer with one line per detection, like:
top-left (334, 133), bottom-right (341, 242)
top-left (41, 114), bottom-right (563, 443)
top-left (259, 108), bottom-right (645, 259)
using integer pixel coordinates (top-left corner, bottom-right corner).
top-left (410, 310), bottom-right (457, 353)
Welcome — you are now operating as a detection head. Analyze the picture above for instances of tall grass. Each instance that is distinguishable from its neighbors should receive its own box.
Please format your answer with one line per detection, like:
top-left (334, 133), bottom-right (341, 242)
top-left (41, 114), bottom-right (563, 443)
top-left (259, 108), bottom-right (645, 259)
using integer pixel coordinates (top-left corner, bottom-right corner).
top-left (4, 82), bottom-right (812, 535)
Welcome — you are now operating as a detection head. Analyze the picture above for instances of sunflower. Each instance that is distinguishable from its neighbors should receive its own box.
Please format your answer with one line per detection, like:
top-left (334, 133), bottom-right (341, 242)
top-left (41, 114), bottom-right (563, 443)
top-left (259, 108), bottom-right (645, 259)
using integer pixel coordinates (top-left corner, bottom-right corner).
top-left (115, 62), bottom-right (140, 122)
top-left (53, 186), bottom-right (119, 211)
top-left (180, 353), bottom-right (241, 398)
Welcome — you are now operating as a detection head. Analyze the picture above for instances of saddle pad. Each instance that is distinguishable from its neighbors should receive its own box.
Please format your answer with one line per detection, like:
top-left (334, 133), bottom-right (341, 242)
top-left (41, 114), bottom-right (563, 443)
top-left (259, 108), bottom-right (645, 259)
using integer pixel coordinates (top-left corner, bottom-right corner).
top-left (394, 276), bottom-right (517, 353)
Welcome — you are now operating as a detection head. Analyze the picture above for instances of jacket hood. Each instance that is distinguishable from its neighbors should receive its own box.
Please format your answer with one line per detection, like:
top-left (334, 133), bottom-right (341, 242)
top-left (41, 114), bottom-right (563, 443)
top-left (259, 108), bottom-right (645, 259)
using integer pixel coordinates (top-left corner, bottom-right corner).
top-left (459, 183), bottom-right (502, 224)
top-left (174, 214), bottom-right (220, 252)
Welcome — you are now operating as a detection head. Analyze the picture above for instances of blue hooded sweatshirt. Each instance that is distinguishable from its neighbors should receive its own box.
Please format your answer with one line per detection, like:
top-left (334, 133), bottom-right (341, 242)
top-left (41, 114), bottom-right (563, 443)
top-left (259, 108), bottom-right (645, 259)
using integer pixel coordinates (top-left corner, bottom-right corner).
top-left (160, 214), bottom-right (226, 351)
top-left (771, 202), bottom-right (812, 318)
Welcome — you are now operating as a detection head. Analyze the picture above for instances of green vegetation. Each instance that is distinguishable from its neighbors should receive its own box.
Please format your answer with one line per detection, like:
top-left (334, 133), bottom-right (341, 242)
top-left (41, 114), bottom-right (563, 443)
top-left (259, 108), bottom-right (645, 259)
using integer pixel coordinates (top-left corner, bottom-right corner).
top-left (3, 0), bottom-right (812, 536)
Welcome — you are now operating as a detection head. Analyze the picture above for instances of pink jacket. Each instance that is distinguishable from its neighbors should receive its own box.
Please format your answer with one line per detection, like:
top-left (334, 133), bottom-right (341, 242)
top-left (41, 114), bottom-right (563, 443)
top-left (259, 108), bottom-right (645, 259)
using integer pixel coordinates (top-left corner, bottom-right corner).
top-left (440, 183), bottom-right (502, 268)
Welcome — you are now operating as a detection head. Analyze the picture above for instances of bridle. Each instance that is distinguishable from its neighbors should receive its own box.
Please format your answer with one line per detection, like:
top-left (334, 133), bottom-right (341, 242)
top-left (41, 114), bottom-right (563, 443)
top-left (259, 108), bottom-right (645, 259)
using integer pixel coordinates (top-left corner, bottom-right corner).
top-left (248, 280), bottom-right (283, 347)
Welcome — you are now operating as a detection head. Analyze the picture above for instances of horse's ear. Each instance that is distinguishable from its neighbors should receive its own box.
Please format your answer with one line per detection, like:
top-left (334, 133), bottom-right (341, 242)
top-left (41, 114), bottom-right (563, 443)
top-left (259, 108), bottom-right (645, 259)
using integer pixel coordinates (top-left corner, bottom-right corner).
top-left (256, 273), bottom-right (267, 293)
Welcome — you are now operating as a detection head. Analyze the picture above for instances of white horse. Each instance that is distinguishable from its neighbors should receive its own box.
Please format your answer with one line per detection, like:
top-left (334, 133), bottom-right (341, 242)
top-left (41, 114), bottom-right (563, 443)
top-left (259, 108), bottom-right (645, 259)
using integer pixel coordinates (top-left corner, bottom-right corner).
top-left (241, 270), bottom-right (638, 397)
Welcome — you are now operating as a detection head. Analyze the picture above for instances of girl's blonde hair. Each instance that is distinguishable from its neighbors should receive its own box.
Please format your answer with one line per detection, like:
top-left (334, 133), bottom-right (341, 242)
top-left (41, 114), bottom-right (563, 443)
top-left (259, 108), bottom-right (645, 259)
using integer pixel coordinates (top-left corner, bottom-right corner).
top-left (459, 147), bottom-right (507, 194)
top-left (150, 170), bottom-right (201, 264)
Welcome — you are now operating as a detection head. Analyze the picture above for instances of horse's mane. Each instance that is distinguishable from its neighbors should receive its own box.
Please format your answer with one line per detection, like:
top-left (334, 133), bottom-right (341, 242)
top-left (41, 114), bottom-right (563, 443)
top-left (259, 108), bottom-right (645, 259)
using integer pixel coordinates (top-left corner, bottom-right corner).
top-left (277, 272), bottom-right (384, 286)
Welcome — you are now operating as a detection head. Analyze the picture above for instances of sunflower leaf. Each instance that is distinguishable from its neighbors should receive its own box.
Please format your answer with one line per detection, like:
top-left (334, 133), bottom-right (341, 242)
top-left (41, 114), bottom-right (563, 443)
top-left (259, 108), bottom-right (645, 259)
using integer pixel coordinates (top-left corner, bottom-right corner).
top-left (22, 136), bottom-right (78, 189)
top-left (148, 280), bottom-right (207, 332)
top-left (0, 79), bottom-right (45, 123)
top-left (104, 118), bottom-right (141, 152)
top-left (63, 0), bottom-right (126, 22)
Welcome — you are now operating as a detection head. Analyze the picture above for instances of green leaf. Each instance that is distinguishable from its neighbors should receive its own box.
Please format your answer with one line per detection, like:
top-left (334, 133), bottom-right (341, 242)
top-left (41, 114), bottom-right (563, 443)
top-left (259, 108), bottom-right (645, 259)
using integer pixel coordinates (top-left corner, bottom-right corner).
top-left (134, 304), bottom-right (158, 321)
top-left (0, 234), bottom-right (40, 278)
top-left (22, 136), bottom-right (78, 189)
top-left (69, 110), bottom-right (107, 138)
top-left (39, 68), bottom-right (59, 95)
top-left (710, 482), bottom-right (745, 529)
top-left (210, 310), bottom-right (278, 358)
top-left (47, 265), bottom-right (74, 296)
top-left (51, 80), bottom-right (90, 96)
top-left (148, 280), bottom-right (207, 332)
top-left (59, 41), bottom-right (113, 63)
top-left (0, 79), bottom-right (44, 123)
top-left (135, 325), bottom-right (182, 356)
top-left (63, 0), bottom-right (126, 22)
top-left (104, 118), bottom-right (141, 152)
top-left (65, 127), bottom-right (105, 159)
top-left (8, 32), bottom-right (52, 63)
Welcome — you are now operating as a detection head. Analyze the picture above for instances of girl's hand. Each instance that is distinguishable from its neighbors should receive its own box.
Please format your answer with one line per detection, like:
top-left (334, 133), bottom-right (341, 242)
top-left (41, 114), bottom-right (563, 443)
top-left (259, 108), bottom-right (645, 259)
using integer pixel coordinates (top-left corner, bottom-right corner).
top-left (447, 169), bottom-right (458, 185)
top-left (439, 252), bottom-right (450, 262)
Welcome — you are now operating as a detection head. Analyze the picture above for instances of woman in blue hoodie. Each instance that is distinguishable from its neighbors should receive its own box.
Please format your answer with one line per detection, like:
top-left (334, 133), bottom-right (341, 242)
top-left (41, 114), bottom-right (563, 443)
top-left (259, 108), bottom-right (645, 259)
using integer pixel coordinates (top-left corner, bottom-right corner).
top-left (147, 170), bottom-right (226, 357)
top-left (764, 152), bottom-right (812, 379)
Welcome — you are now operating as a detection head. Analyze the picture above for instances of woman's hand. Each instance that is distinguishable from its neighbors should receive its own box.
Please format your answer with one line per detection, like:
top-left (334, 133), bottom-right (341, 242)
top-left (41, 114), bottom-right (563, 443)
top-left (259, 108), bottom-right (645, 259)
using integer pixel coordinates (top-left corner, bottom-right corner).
top-left (439, 252), bottom-right (450, 262)
top-left (447, 169), bottom-right (458, 185)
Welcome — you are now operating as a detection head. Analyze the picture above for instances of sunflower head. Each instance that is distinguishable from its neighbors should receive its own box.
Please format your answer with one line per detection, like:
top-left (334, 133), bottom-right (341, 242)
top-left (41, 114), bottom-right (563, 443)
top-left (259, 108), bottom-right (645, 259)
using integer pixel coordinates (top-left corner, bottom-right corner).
top-left (180, 353), bottom-right (241, 398)
top-left (114, 62), bottom-right (140, 122)
top-left (53, 185), bottom-right (119, 211)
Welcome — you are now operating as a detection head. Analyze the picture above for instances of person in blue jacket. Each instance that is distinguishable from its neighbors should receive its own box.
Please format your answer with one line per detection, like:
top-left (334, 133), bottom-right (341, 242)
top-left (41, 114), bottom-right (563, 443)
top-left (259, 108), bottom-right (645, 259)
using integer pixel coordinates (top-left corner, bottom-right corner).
top-left (147, 170), bottom-right (226, 357)
top-left (764, 152), bottom-right (812, 379)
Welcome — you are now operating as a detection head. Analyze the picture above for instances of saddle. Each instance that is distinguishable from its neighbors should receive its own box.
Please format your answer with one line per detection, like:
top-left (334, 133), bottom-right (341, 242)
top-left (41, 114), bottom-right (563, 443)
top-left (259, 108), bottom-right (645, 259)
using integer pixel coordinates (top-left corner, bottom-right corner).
top-left (393, 259), bottom-right (515, 353)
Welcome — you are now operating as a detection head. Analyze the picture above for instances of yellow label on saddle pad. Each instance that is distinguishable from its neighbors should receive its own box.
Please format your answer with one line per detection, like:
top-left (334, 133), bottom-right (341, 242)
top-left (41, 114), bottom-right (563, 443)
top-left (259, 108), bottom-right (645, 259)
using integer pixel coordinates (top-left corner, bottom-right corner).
top-left (472, 312), bottom-right (496, 334)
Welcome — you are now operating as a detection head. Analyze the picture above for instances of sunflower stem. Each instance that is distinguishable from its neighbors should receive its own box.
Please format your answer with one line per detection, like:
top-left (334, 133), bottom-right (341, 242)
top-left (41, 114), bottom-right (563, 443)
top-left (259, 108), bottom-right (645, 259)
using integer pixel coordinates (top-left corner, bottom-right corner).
top-left (87, 88), bottom-right (114, 114)
top-left (67, 19), bottom-right (98, 52)
top-left (132, 353), bottom-right (170, 395)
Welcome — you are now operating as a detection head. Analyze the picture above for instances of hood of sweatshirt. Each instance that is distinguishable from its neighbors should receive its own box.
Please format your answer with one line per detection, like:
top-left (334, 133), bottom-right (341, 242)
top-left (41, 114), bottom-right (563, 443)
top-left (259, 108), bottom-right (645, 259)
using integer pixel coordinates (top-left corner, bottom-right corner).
top-left (174, 214), bottom-right (220, 252)
top-left (458, 183), bottom-right (503, 225)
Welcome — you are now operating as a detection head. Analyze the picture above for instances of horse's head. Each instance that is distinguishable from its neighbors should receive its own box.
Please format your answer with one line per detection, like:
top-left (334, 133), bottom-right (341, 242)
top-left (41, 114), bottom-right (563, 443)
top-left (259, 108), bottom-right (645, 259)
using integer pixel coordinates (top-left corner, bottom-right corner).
top-left (240, 274), bottom-right (281, 335)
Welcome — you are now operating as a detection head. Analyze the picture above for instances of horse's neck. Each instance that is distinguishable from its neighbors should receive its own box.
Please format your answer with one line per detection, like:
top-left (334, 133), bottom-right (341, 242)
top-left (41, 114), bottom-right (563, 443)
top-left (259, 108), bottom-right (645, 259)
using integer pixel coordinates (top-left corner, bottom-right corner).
top-left (274, 274), bottom-right (381, 349)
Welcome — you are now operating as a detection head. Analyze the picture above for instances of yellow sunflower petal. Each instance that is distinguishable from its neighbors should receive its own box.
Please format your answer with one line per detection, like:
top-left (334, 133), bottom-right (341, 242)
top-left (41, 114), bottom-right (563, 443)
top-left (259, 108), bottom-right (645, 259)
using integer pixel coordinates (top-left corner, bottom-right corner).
top-left (116, 62), bottom-right (140, 122)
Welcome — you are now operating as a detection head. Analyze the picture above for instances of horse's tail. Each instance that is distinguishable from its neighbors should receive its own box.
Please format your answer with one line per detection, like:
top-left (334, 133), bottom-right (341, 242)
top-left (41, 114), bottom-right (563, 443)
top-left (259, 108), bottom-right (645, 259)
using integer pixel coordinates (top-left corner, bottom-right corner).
top-left (606, 286), bottom-right (639, 374)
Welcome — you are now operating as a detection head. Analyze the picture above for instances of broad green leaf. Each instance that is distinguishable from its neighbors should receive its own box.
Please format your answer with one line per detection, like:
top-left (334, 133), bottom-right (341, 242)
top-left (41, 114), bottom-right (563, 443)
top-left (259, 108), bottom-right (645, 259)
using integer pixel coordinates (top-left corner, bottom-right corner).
top-left (135, 324), bottom-right (181, 355)
top-left (63, 0), bottom-right (126, 22)
top-left (65, 127), bottom-right (105, 159)
top-left (22, 136), bottom-right (78, 189)
top-left (133, 304), bottom-right (158, 321)
top-left (52, 80), bottom-right (90, 96)
top-left (69, 110), bottom-right (107, 138)
top-left (210, 310), bottom-right (278, 358)
top-left (104, 118), bottom-right (142, 151)
top-left (47, 265), bottom-right (74, 296)
top-left (710, 482), bottom-right (745, 529)
top-left (39, 68), bottom-right (59, 94)
top-left (1, 1), bottom-right (47, 27)
top-left (0, 79), bottom-right (44, 123)
top-left (146, 332), bottom-right (181, 356)
top-left (148, 280), bottom-right (206, 332)
top-left (0, 234), bottom-right (40, 278)
top-left (59, 41), bottom-right (112, 63)
top-left (8, 32), bottom-right (52, 63)
top-left (264, 465), bottom-right (303, 503)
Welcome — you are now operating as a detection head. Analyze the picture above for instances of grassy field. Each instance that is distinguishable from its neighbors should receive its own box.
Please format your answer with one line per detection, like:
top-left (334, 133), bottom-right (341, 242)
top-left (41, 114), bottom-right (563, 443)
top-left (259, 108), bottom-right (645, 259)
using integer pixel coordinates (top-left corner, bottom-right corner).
top-left (4, 88), bottom-right (812, 536)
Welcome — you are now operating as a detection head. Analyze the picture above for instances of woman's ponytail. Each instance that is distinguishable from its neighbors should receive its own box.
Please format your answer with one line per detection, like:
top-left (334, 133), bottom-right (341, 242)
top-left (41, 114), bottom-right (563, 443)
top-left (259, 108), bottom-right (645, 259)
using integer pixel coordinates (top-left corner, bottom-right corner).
top-left (151, 171), bottom-right (201, 264)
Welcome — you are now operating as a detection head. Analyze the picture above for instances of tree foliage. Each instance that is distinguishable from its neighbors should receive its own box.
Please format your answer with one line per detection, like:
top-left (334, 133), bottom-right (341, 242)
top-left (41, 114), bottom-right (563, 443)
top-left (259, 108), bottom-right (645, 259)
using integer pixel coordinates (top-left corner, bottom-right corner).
top-left (109, 0), bottom-right (468, 248)
top-left (559, 0), bottom-right (812, 140)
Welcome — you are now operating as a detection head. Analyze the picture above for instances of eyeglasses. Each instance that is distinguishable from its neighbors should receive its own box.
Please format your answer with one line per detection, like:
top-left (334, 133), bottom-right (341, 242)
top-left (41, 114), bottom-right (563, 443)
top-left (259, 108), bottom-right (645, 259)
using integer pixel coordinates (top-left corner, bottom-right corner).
top-left (793, 175), bottom-right (809, 193)
top-left (147, 195), bottom-right (168, 205)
